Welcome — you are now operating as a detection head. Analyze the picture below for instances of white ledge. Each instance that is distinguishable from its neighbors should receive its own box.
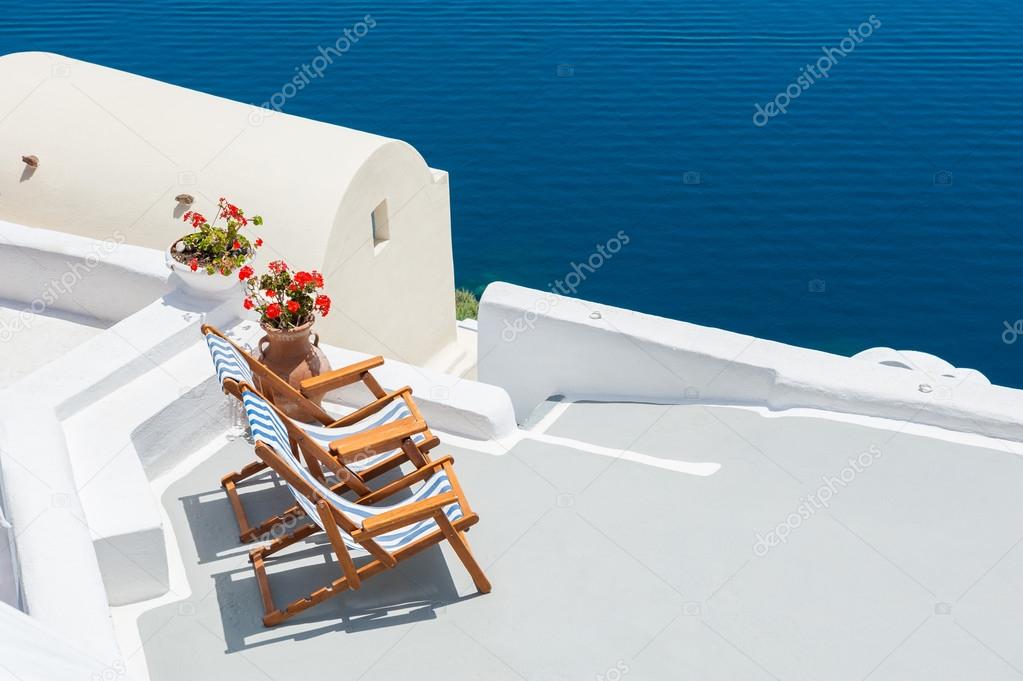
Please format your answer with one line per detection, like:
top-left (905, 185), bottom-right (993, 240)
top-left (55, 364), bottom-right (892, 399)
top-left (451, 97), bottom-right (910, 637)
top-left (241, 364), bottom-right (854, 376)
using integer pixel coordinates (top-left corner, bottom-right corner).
top-left (478, 282), bottom-right (1023, 442)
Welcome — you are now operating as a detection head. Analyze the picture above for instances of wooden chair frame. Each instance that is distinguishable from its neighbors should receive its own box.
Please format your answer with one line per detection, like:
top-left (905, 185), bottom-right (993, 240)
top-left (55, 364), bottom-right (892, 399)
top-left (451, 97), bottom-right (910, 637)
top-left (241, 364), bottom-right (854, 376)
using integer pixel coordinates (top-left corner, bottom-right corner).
top-left (202, 324), bottom-right (440, 542)
top-left (241, 385), bottom-right (491, 626)
top-left (202, 323), bottom-right (395, 424)
top-left (228, 383), bottom-right (439, 543)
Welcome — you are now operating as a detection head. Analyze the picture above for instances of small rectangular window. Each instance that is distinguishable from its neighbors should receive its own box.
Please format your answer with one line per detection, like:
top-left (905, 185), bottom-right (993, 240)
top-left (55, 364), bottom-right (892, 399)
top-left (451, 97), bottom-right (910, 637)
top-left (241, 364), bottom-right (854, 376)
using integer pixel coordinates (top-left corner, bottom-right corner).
top-left (371, 200), bottom-right (390, 250)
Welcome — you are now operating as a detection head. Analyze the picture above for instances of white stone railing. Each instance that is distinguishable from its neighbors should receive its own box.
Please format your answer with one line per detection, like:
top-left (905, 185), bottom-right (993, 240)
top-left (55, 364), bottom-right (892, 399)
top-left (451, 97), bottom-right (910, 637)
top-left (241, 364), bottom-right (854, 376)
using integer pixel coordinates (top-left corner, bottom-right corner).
top-left (0, 219), bottom-right (170, 322)
top-left (0, 396), bottom-right (121, 662)
top-left (478, 282), bottom-right (1023, 442)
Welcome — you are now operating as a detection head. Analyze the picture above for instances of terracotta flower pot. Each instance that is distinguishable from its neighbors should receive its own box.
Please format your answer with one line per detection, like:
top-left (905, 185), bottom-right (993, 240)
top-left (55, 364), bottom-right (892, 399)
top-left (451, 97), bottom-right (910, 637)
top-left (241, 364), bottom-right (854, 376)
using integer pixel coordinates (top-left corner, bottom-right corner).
top-left (255, 318), bottom-right (332, 420)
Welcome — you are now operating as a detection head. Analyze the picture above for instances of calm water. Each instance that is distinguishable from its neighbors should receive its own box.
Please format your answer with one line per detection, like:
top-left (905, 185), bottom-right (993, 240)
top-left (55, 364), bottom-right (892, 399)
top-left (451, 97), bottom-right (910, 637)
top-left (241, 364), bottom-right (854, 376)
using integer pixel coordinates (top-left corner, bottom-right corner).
top-left (3, 1), bottom-right (1022, 385)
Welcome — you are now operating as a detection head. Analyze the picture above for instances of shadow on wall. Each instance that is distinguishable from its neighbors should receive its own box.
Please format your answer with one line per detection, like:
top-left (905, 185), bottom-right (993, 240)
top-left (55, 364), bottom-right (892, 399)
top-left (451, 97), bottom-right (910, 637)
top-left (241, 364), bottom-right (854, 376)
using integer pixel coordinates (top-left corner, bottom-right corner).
top-left (130, 378), bottom-right (230, 480)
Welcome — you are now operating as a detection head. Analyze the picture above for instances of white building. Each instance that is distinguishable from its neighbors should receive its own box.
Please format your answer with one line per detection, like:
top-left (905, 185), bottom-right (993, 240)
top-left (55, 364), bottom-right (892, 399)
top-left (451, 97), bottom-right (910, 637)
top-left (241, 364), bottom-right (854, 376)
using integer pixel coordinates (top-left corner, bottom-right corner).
top-left (1, 52), bottom-right (1022, 681)
top-left (0, 51), bottom-right (459, 369)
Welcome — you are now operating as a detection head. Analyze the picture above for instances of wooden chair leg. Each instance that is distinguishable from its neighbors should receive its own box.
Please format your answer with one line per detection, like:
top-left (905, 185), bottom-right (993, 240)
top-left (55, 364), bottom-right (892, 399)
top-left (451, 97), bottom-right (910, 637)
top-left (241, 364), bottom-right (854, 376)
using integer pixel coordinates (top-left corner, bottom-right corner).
top-left (222, 479), bottom-right (256, 542)
top-left (251, 550), bottom-right (280, 624)
top-left (400, 438), bottom-right (428, 468)
top-left (316, 500), bottom-right (361, 590)
top-left (436, 513), bottom-right (492, 593)
top-left (298, 437), bottom-right (327, 483)
top-left (222, 459), bottom-right (275, 541)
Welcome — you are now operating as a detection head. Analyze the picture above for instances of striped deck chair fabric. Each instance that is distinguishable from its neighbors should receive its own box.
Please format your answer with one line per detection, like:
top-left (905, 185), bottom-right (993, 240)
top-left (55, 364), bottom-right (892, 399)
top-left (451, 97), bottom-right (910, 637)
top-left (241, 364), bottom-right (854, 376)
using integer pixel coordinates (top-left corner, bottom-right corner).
top-left (203, 331), bottom-right (426, 472)
top-left (242, 388), bottom-right (463, 554)
top-left (204, 331), bottom-right (254, 386)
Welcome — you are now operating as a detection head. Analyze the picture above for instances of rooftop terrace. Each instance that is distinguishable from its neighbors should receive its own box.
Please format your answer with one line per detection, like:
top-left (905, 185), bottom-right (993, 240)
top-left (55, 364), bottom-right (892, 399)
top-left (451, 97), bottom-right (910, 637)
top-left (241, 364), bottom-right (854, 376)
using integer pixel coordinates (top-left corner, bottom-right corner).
top-left (1, 53), bottom-right (1022, 681)
top-left (0, 300), bottom-right (108, 388)
top-left (121, 400), bottom-right (1023, 680)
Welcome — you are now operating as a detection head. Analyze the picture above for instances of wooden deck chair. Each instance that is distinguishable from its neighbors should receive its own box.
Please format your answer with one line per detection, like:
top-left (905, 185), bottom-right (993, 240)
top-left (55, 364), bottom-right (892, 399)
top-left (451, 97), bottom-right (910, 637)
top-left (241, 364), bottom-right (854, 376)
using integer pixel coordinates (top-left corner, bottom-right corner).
top-left (239, 384), bottom-right (491, 626)
top-left (201, 324), bottom-right (439, 542)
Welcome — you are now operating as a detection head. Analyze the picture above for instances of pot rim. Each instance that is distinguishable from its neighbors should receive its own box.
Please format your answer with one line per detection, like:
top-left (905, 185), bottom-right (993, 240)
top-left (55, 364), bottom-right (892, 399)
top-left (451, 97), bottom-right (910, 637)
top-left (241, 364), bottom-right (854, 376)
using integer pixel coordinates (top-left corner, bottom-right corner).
top-left (260, 318), bottom-right (316, 335)
top-left (167, 238), bottom-right (253, 274)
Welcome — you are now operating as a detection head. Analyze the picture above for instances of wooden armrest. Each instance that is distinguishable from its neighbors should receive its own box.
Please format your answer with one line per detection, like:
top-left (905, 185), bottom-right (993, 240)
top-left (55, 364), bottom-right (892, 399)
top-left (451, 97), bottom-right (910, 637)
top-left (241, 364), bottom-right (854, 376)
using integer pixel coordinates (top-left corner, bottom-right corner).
top-left (329, 417), bottom-right (427, 461)
top-left (355, 456), bottom-right (454, 505)
top-left (299, 356), bottom-right (385, 394)
top-left (327, 387), bottom-right (413, 428)
top-left (356, 492), bottom-right (458, 538)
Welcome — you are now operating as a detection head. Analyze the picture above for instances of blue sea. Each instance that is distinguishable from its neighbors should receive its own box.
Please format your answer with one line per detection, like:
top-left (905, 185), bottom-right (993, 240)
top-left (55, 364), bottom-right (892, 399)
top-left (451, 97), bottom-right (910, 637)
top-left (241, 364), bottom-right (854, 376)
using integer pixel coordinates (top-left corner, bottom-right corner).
top-left (3, 0), bottom-right (1021, 386)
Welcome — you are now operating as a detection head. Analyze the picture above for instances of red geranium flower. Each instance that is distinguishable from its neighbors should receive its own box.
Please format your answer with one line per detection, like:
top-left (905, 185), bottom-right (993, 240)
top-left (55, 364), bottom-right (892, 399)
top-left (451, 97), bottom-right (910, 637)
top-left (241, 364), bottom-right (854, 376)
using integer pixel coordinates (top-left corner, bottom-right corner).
top-left (219, 199), bottom-right (248, 226)
top-left (242, 262), bottom-right (329, 328)
top-left (315, 294), bottom-right (331, 316)
top-left (182, 211), bottom-right (206, 229)
top-left (179, 198), bottom-right (261, 281)
top-left (254, 238), bottom-right (263, 248)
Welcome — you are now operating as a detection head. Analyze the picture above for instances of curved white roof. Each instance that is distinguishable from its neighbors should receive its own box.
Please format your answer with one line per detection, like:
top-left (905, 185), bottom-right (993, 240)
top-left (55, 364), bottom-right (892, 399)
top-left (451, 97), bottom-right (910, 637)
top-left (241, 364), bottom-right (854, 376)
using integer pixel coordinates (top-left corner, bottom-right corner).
top-left (0, 51), bottom-right (431, 259)
top-left (0, 52), bottom-right (456, 364)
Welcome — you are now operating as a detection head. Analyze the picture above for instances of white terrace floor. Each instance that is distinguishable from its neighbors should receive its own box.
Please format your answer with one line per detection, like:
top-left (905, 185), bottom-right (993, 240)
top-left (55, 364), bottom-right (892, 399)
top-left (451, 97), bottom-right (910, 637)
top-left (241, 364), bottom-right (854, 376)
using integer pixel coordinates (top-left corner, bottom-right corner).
top-left (0, 299), bottom-right (109, 387)
top-left (123, 399), bottom-right (1023, 681)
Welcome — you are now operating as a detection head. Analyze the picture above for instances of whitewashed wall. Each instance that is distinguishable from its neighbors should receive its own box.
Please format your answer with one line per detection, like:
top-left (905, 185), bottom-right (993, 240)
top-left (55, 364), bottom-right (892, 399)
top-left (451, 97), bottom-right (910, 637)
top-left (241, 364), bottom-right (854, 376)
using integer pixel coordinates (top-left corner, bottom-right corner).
top-left (0, 219), bottom-right (170, 321)
top-left (0, 395), bottom-right (122, 663)
top-left (478, 282), bottom-right (1023, 442)
top-left (0, 51), bottom-right (456, 366)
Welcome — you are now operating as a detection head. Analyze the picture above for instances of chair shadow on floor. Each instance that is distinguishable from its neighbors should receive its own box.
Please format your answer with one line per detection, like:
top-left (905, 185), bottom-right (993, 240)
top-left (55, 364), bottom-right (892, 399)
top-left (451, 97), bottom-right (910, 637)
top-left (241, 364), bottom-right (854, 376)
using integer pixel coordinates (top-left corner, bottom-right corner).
top-left (180, 465), bottom-right (415, 564)
top-left (179, 471), bottom-right (293, 565)
top-left (210, 539), bottom-right (479, 651)
top-left (178, 467), bottom-right (470, 650)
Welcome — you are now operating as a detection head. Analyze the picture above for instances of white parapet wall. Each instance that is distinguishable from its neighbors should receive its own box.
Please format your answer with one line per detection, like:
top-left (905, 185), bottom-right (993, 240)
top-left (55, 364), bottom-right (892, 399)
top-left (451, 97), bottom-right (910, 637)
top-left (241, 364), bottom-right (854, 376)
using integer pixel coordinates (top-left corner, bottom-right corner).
top-left (0, 51), bottom-right (457, 367)
top-left (0, 395), bottom-right (122, 664)
top-left (0, 218), bottom-right (171, 322)
top-left (478, 282), bottom-right (1023, 442)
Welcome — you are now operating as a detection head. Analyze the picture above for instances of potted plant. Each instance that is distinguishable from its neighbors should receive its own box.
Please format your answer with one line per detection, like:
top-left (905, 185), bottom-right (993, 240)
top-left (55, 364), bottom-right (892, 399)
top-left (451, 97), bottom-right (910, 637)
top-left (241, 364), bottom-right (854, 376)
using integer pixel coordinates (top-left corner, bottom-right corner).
top-left (241, 260), bottom-right (333, 416)
top-left (168, 197), bottom-right (264, 296)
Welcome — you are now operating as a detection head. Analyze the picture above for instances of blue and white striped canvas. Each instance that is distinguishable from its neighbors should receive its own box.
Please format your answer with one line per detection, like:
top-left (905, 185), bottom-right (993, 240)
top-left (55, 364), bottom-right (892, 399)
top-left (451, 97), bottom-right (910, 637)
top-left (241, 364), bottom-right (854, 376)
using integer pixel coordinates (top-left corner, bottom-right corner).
top-left (241, 388), bottom-right (462, 553)
top-left (203, 332), bottom-right (255, 386)
top-left (203, 331), bottom-right (426, 473)
top-left (296, 402), bottom-right (429, 474)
